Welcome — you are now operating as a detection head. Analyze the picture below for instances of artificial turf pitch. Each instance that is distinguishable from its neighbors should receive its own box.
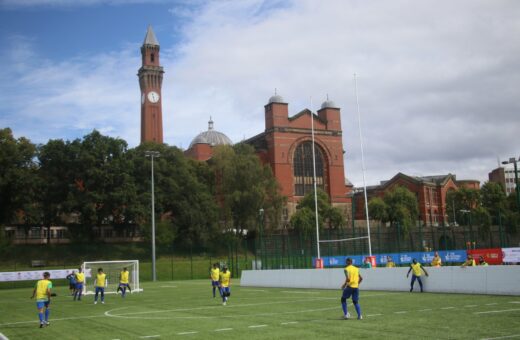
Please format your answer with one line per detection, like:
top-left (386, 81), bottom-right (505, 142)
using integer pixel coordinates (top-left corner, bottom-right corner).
top-left (0, 279), bottom-right (519, 339)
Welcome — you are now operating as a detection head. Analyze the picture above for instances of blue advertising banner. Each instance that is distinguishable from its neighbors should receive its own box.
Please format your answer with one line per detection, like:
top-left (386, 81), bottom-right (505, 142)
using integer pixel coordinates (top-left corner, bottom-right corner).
top-left (314, 250), bottom-right (467, 268)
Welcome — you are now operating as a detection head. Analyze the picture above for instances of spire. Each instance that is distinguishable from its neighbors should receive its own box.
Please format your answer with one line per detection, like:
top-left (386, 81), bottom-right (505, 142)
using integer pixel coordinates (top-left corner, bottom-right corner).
top-left (143, 25), bottom-right (159, 46)
top-left (208, 116), bottom-right (214, 130)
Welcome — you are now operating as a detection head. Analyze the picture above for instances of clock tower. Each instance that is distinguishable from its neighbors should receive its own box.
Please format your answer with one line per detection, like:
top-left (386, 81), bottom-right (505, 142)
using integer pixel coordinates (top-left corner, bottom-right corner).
top-left (139, 25), bottom-right (164, 144)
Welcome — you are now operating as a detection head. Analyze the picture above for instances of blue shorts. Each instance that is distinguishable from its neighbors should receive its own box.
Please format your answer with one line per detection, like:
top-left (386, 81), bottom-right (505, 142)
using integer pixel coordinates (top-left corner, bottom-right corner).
top-left (342, 286), bottom-right (359, 302)
top-left (119, 283), bottom-right (130, 288)
top-left (211, 280), bottom-right (219, 286)
top-left (95, 287), bottom-right (105, 294)
top-left (36, 301), bottom-right (50, 309)
top-left (75, 283), bottom-right (84, 290)
top-left (221, 287), bottom-right (230, 295)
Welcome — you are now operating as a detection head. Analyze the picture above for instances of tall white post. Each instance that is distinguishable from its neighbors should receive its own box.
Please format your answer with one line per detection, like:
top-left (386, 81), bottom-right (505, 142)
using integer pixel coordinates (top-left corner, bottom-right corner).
top-left (310, 97), bottom-right (321, 260)
top-left (145, 150), bottom-right (160, 281)
top-left (354, 74), bottom-right (372, 256)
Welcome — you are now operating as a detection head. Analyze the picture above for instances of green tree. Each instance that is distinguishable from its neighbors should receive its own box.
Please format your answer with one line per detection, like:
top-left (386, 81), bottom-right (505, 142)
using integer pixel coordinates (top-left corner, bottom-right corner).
top-left (368, 197), bottom-right (388, 222)
top-left (381, 186), bottom-right (419, 233)
top-left (446, 187), bottom-right (481, 226)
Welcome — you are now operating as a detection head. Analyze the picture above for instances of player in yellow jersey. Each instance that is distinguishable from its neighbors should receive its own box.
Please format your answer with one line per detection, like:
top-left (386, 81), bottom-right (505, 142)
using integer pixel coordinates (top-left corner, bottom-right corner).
top-left (340, 258), bottom-right (363, 320)
top-left (73, 267), bottom-right (85, 301)
top-left (31, 272), bottom-right (52, 328)
top-left (219, 266), bottom-right (231, 306)
top-left (117, 267), bottom-right (131, 298)
top-left (431, 251), bottom-right (442, 267)
top-left (461, 254), bottom-right (476, 267)
top-left (386, 256), bottom-right (396, 268)
top-left (478, 256), bottom-right (489, 266)
top-left (94, 268), bottom-right (107, 304)
top-left (210, 263), bottom-right (220, 298)
top-left (406, 259), bottom-right (429, 292)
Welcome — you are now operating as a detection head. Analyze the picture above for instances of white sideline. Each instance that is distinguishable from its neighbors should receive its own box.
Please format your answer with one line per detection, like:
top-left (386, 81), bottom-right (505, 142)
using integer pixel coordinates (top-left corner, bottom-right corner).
top-left (474, 308), bottom-right (520, 315)
top-left (0, 332), bottom-right (9, 340)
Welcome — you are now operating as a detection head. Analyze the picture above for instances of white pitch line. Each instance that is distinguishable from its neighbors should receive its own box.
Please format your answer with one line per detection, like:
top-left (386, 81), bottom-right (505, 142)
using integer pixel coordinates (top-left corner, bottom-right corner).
top-left (394, 311), bottom-right (408, 314)
top-left (509, 302), bottom-right (520, 304)
top-left (464, 305), bottom-right (477, 308)
top-left (474, 308), bottom-right (520, 315)
top-left (480, 335), bottom-right (520, 340)
top-left (140, 336), bottom-right (160, 338)
top-left (418, 309), bottom-right (432, 312)
top-left (0, 332), bottom-right (9, 340)
top-left (215, 328), bottom-right (233, 332)
top-left (249, 324), bottom-right (267, 328)
top-left (441, 307), bottom-right (455, 310)
top-left (366, 314), bottom-right (382, 317)
top-left (241, 289), bottom-right (267, 292)
top-left (160, 286), bottom-right (177, 288)
top-left (486, 303), bottom-right (499, 306)
top-left (177, 332), bottom-right (198, 335)
top-left (281, 321), bottom-right (298, 325)
top-left (281, 291), bottom-right (320, 294)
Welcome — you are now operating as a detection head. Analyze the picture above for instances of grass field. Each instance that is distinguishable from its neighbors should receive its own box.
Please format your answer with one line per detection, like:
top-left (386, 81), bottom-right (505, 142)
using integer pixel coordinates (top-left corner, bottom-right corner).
top-left (1, 280), bottom-right (519, 340)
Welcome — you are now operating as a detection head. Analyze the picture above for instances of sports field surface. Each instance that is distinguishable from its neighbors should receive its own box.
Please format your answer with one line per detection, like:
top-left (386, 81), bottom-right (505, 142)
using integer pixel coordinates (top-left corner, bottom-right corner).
top-left (0, 279), bottom-right (519, 339)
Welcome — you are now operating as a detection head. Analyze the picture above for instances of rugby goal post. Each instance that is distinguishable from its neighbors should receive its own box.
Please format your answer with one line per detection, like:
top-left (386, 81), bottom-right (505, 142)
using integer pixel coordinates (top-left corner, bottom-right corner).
top-left (82, 260), bottom-right (142, 295)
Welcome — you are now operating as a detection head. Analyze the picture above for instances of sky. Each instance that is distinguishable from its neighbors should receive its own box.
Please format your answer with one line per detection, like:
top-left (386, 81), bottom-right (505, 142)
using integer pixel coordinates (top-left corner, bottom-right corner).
top-left (0, 0), bottom-right (519, 187)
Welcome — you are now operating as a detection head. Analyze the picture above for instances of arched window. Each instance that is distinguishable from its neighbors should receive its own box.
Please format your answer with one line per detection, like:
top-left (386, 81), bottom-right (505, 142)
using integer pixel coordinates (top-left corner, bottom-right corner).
top-left (151, 53), bottom-right (155, 62)
top-left (293, 141), bottom-right (325, 196)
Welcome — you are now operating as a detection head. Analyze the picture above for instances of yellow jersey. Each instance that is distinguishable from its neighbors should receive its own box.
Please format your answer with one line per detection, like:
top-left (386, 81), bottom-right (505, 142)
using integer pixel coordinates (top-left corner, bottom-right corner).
top-left (210, 268), bottom-right (220, 281)
top-left (220, 271), bottom-right (231, 287)
top-left (345, 265), bottom-right (360, 288)
top-left (431, 256), bottom-right (442, 267)
top-left (411, 263), bottom-right (423, 276)
top-left (386, 261), bottom-right (396, 268)
top-left (75, 272), bottom-right (85, 283)
top-left (35, 279), bottom-right (52, 301)
top-left (120, 271), bottom-right (129, 284)
top-left (464, 259), bottom-right (476, 267)
top-left (96, 273), bottom-right (106, 287)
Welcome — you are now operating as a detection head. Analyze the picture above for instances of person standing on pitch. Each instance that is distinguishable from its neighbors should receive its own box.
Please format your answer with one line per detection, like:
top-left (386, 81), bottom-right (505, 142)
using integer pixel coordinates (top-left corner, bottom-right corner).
top-left (117, 267), bottom-right (131, 298)
top-left (219, 266), bottom-right (231, 306)
top-left (407, 259), bottom-right (429, 292)
top-left (341, 258), bottom-right (363, 320)
top-left (31, 272), bottom-right (52, 328)
top-left (210, 263), bottom-right (220, 298)
top-left (74, 267), bottom-right (85, 301)
top-left (94, 268), bottom-right (106, 304)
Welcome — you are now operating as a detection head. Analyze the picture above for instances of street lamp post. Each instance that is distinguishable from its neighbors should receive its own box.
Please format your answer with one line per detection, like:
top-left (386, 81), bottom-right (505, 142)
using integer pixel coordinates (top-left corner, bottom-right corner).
top-left (502, 157), bottom-right (520, 212)
top-left (145, 150), bottom-right (160, 281)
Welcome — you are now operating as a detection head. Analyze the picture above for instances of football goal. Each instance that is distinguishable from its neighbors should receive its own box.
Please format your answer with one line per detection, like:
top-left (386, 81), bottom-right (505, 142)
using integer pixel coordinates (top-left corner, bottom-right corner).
top-left (82, 260), bottom-right (142, 295)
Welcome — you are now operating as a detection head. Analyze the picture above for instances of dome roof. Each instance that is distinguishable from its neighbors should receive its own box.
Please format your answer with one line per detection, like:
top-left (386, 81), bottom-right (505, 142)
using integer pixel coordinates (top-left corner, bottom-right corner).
top-left (321, 99), bottom-right (339, 109)
top-left (268, 94), bottom-right (285, 104)
top-left (189, 118), bottom-right (232, 149)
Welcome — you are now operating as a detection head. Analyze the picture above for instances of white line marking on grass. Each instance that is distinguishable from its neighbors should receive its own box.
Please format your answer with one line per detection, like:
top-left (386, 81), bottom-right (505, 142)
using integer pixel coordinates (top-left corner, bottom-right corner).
top-left (394, 311), bottom-right (408, 314)
top-left (486, 303), bottom-right (498, 306)
top-left (215, 328), bottom-right (233, 332)
top-left (249, 325), bottom-right (267, 328)
top-left (140, 336), bottom-right (160, 338)
top-left (160, 286), bottom-right (177, 288)
top-left (366, 314), bottom-right (382, 317)
top-left (281, 291), bottom-right (320, 294)
top-left (0, 332), bottom-right (9, 340)
top-left (464, 305), bottom-right (477, 308)
top-left (509, 301), bottom-right (520, 304)
top-left (241, 289), bottom-right (267, 292)
top-left (475, 308), bottom-right (520, 315)
top-left (0, 314), bottom-right (104, 327)
top-left (177, 332), bottom-right (198, 335)
top-left (281, 321), bottom-right (298, 325)
top-left (480, 335), bottom-right (520, 340)
top-left (441, 307), bottom-right (455, 310)
top-left (418, 309), bottom-right (432, 312)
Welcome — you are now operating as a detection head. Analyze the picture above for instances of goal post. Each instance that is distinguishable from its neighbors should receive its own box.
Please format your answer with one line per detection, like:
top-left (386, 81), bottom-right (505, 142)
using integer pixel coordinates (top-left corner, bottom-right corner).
top-left (82, 260), bottom-right (142, 295)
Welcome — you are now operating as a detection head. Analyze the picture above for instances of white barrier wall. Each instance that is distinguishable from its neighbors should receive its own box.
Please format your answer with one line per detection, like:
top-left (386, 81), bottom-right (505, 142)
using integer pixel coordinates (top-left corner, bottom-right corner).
top-left (240, 266), bottom-right (520, 295)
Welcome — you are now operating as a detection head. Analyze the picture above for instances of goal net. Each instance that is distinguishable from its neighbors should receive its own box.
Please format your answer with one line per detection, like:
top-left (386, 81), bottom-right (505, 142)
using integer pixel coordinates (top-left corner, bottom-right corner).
top-left (82, 260), bottom-right (142, 295)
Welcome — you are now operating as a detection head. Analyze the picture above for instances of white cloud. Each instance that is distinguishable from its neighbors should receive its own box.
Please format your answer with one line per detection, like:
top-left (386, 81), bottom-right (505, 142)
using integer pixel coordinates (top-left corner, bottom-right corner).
top-left (1, 0), bottom-right (519, 187)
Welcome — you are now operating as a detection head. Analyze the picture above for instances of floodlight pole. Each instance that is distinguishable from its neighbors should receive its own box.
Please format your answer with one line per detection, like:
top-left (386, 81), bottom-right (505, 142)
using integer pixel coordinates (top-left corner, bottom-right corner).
top-left (310, 97), bottom-right (321, 260)
top-left (145, 150), bottom-right (160, 281)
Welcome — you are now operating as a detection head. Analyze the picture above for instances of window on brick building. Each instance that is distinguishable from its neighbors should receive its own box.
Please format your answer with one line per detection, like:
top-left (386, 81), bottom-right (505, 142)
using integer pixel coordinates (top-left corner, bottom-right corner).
top-left (293, 141), bottom-right (324, 196)
top-left (151, 53), bottom-right (155, 62)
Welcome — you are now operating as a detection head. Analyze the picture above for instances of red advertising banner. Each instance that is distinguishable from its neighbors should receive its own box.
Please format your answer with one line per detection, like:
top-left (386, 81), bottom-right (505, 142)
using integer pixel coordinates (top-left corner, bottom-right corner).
top-left (468, 248), bottom-right (503, 265)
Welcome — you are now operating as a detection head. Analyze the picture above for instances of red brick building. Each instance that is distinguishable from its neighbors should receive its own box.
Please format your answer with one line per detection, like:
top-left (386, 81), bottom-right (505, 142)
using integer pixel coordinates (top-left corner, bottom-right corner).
top-left (353, 173), bottom-right (480, 226)
top-left (184, 94), bottom-right (353, 220)
top-left (244, 94), bottom-right (353, 217)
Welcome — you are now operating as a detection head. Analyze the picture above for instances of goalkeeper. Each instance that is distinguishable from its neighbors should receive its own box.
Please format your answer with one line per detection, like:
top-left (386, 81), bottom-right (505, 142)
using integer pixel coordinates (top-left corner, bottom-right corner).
top-left (340, 258), bottom-right (363, 320)
top-left (117, 267), bottom-right (132, 298)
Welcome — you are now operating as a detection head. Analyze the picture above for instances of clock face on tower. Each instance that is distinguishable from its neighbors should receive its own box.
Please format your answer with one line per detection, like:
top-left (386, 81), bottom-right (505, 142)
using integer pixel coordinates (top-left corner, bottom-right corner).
top-left (147, 91), bottom-right (160, 103)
